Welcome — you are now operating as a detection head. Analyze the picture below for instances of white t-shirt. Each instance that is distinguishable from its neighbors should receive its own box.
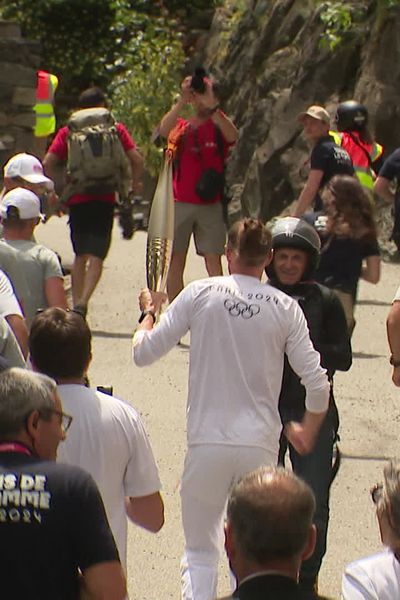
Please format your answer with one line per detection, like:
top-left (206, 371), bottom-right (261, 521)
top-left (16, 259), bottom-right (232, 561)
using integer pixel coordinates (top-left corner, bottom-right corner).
top-left (342, 548), bottom-right (400, 599)
top-left (0, 316), bottom-right (25, 368)
top-left (393, 286), bottom-right (400, 302)
top-left (57, 385), bottom-right (161, 570)
top-left (0, 269), bottom-right (23, 319)
top-left (133, 275), bottom-right (329, 456)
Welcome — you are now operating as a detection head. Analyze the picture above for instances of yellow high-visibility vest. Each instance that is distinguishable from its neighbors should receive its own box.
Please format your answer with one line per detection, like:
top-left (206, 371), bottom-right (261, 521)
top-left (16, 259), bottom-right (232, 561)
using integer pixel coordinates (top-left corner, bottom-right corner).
top-left (34, 71), bottom-right (58, 138)
top-left (329, 130), bottom-right (383, 191)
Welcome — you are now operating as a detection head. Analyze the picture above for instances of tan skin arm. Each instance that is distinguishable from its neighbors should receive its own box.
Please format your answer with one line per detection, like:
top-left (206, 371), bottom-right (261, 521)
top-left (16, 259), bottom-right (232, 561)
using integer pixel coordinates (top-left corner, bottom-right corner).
top-left (5, 314), bottom-right (28, 359)
top-left (361, 255), bottom-right (380, 284)
top-left (43, 151), bottom-right (60, 181)
top-left (45, 277), bottom-right (68, 310)
top-left (80, 561), bottom-right (127, 600)
top-left (387, 300), bottom-right (400, 387)
top-left (211, 108), bottom-right (238, 144)
top-left (159, 76), bottom-right (238, 144)
top-left (125, 147), bottom-right (144, 196)
top-left (159, 77), bottom-right (192, 138)
top-left (136, 289), bottom-right (167, 332)
top-left (374, 176), bottom-right (394, 204)
top-left (285, 409), bottom-right (327, 455)
top-left (125, 492), bottom-right (164, 532)
top-left (292, 169), bottom-right (324, 217)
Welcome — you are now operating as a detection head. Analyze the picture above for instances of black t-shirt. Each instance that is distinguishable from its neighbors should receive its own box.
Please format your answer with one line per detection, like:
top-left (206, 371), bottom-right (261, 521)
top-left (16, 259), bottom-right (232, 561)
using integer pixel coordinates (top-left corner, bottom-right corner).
top-left (306, 212), bottom-right (380, 298)
top-left (311, 135), bottom-right (354, 210)
top-left (379, 147), bottom-right (400, 185)
top-left (0, 452), bottom-right (119, 600)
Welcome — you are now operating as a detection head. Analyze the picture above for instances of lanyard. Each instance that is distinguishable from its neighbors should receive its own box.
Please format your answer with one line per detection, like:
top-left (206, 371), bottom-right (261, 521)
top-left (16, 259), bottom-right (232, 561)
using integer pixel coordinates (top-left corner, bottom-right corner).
top-left (0, 442), bottom-right (33, 457)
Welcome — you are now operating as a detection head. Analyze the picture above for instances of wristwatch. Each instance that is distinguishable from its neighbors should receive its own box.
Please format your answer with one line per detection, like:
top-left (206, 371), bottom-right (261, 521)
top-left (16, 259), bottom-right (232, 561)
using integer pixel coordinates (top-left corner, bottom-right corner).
top-left (138, 310), bottom-right (156, 324)
top-left (390, 355), bottom-right (400, 367)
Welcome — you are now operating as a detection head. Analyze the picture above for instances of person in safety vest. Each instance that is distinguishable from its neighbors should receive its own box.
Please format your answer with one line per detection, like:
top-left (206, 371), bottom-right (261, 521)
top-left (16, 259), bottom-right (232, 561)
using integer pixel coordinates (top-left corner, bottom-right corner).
top-left (332, 101), bottom-right (383, 194)
top-left (33, 71), bottom-right (58, 158)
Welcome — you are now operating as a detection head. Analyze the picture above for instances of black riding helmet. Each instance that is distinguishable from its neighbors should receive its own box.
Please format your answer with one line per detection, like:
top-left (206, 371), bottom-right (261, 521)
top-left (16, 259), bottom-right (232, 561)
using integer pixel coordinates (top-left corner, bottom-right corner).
top-left (335, 100), bottom-right (368, 132)
top-left (267, 217), bottom-right (321, 282)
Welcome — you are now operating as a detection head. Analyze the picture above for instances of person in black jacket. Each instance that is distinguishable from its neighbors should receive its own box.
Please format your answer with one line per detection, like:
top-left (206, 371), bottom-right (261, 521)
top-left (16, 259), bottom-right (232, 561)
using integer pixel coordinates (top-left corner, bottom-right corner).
top-left (267, 217), bottom-right (352, 600)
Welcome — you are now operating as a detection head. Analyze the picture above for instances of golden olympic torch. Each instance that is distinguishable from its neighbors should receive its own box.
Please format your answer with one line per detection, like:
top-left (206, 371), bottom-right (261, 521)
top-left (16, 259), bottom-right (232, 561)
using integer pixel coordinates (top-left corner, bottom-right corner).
top-left (146, 154), bottom-right (175, 293)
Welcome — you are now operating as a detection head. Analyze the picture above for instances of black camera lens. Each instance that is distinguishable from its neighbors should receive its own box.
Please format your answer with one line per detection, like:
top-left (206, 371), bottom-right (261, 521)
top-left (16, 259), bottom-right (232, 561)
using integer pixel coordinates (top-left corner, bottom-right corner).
top-left (190, 67), bottom-right (207, 94)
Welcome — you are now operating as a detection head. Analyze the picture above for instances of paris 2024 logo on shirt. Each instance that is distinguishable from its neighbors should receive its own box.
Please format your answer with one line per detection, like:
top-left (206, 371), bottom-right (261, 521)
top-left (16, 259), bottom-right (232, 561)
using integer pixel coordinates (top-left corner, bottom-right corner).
top-left (224, 298), bottom-right (261, 319)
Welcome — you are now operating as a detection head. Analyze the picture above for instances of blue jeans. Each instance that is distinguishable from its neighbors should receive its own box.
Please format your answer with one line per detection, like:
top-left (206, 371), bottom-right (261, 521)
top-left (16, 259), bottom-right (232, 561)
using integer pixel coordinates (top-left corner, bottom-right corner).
top-left (279, 404), bottom-right (339, 591)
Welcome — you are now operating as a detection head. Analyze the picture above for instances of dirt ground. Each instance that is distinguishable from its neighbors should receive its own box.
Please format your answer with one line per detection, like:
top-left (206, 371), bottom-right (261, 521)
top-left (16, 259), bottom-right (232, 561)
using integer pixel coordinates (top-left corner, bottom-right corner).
top-left (37, 215), bottom-right (400, 600)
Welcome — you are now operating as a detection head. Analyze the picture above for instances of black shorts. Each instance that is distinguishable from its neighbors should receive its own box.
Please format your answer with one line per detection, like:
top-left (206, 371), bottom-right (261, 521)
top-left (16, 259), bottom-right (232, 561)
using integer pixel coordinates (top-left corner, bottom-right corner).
top-left (69, 201), bottom-right (114, 259)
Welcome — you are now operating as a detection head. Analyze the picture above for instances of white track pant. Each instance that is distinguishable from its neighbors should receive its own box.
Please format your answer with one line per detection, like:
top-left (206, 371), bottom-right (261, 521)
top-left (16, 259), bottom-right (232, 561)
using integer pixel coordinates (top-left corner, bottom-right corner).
top-left (180, 444), bottom-right (277, 600)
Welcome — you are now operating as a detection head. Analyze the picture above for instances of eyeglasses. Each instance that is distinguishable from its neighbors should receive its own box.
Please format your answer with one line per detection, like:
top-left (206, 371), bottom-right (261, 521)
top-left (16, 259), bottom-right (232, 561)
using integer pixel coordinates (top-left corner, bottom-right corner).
top-left (371, 483), bottom-right (383, 505)
top-left (41, 409), bottom-right (73, 432)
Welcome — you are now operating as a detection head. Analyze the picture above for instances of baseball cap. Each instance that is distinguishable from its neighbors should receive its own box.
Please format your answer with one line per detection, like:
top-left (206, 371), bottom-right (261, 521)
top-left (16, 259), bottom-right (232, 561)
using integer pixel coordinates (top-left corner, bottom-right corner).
top-left (0, 188), bottom-right (43, 220)
top-left (298, 105), bottom-right (331, 125)
top-left (3, 153), bottom-right (52, 186)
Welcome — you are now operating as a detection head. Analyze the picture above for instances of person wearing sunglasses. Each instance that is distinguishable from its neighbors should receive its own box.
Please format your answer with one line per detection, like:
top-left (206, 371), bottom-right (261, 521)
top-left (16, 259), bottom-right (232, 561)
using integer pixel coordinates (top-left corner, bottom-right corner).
top-left (342, 462), bottom-right (400, 599)
top-left (0, 367), bottom-right (126, 600)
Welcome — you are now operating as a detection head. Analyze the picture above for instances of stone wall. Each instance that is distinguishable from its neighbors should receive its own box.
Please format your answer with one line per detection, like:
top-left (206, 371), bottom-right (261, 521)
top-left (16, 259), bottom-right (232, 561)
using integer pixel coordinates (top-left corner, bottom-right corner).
top-left (0, 20), bottom-right (39, 170)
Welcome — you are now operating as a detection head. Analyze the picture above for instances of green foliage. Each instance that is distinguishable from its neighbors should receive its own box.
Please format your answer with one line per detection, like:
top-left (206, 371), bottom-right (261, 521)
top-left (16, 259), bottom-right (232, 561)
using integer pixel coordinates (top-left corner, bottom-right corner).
top-left (0, 0), bottom-right (218, 174)
top-left (318, 0), bottom-right (400, 50)
top-left (318, 2), bottom-right (368, 50)
top-left (0, 0), bottom-right (117, 96)
top-left (111, 15), bottom-right (185, 176)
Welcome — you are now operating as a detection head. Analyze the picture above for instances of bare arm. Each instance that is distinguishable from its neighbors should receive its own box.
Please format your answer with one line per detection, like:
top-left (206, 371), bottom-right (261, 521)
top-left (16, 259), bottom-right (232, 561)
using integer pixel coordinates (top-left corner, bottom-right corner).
top-left (125, 492), bottom-right (164, 532)
top-left (80, 562), bottom-right (127, 600)
top-left (159, 76), bottom-right (192, 138)
top-left (387, 300), bottom-right (400, 386)
top-left (292, 169), bottom-right (324, 217)
top-left (211, 109), bottom-right (238, 144)
top-left (374, 176), bottom-right (394, 204)
top-left (285, 410), bottom-right (327, 455)
top-left (5, 314), bottom-right (28, 359)
top-left (45, 277), bottom-right (68, 309)
top-left (361, 255), bottom-right (380, 284)
top-left (125, 148), bottom-right (144, 196)
top-left (43, 151), bottom-right (60, 181)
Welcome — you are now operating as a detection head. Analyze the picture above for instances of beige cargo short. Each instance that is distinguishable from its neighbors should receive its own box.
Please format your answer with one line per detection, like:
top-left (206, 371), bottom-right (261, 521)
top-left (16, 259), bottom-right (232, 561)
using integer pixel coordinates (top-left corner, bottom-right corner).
top-left (173, 201), bottom-right (226, 256)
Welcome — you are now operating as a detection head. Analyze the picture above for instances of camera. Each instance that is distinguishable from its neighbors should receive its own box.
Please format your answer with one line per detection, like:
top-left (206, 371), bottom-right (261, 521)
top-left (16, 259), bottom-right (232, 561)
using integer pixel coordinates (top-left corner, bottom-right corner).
top-left (190, 67), bottom-right (208, 94)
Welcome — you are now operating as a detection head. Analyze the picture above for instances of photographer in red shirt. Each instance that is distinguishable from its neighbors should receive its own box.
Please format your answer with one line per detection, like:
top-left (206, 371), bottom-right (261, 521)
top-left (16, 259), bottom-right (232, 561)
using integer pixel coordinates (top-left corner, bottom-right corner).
top-left (159, 68), bottom-right (238, 302)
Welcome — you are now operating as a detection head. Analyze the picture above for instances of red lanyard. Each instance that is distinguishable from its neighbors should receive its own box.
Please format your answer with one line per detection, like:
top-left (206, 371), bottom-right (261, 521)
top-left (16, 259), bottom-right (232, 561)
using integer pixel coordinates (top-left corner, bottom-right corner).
top-left (0, 442), bottom-right (32, 456)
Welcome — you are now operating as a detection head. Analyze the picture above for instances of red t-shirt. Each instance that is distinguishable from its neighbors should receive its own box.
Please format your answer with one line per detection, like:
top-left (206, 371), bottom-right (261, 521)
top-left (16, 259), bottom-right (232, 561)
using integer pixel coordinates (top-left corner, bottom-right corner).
top-left (171, 118), bottom-right (232, 205)
top-left (48, 122), bottom-right (136, 205)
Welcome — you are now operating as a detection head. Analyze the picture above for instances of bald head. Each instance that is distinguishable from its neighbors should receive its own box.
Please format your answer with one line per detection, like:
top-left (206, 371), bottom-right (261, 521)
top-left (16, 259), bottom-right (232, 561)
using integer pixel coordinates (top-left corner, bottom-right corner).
top-left (227, 466), bottom-right (315, 565)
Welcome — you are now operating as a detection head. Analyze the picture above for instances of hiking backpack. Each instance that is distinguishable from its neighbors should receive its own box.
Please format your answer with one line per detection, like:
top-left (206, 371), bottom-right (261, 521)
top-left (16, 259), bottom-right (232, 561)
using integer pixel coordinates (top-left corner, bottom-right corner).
top-left (63, 107), bottom-right (131, 198)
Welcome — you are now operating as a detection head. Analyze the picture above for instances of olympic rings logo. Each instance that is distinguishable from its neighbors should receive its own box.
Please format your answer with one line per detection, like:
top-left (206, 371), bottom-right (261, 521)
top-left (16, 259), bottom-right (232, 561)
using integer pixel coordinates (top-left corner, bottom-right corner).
top-left (224, 299), bottom-right (261, 319)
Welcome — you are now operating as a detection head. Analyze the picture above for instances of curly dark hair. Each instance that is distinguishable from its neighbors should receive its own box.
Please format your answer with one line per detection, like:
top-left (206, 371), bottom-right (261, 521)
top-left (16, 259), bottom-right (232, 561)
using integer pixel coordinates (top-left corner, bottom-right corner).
top-left (323, 175), bottom-right (377, 241)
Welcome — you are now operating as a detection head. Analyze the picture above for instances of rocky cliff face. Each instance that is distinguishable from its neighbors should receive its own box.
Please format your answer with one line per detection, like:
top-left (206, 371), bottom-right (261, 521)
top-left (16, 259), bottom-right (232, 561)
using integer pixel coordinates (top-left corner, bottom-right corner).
top-left (200, 0), bottom-right (400, 253)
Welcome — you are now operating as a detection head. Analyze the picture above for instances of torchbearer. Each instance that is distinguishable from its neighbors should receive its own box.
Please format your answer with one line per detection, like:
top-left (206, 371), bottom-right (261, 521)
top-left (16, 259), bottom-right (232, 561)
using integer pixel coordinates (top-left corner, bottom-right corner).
top-left (133, 217), bottom-right (330, 600)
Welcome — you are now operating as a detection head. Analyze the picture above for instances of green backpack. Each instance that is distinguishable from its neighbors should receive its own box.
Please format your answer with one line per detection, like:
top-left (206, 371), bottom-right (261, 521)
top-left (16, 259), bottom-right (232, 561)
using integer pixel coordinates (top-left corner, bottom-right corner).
top-left (63, 107), bottom-right (131, 199)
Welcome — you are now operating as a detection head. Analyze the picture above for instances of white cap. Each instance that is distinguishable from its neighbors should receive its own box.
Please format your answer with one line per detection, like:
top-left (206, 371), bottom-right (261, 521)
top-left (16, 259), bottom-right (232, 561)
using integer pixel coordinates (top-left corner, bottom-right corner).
top-left (0, 188), bottom-right (43, 220)
top-left (3, 153), bottom-right (53, 186)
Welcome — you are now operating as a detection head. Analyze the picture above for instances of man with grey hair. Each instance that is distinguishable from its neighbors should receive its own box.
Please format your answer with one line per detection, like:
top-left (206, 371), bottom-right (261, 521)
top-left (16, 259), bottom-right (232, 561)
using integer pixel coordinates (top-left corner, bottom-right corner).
top-left (342, 461), bottom-right (400, 599)
top-left (223, 466), bottom-right (316, 599)
top-left (0, 368), bottom-right (126, 600)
